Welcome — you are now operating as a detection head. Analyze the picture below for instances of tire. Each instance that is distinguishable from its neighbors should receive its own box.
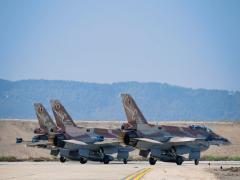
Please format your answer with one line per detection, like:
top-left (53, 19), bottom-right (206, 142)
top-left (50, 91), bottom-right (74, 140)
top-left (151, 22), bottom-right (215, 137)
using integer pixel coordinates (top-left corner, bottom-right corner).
top-left (149, 157), bottom-right (157, 165)
top-left (194, 159), bottom-right (199, 165)
top-left (176, 156), bottom-right (183, 165)
top-left (123, 159), bottom-right (127, 164)
top-left (60, 156), bottom-right (66, 163)
top-left (80, 157), bottom-right (87, 164)
top-left (103, 155), bottom-right (110, 164)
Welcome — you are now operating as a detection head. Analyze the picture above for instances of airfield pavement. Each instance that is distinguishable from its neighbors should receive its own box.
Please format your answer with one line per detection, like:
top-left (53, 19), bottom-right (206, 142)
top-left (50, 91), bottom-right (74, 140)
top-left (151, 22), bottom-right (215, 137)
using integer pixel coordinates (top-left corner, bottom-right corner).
top-left (0, 161), bottom-right (240, 180)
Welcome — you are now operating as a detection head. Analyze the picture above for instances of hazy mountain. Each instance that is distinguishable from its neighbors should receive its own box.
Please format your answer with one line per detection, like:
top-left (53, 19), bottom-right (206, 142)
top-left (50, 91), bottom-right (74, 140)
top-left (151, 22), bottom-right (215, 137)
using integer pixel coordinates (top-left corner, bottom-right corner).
top-left (0, 79), bottom-right (239, 121)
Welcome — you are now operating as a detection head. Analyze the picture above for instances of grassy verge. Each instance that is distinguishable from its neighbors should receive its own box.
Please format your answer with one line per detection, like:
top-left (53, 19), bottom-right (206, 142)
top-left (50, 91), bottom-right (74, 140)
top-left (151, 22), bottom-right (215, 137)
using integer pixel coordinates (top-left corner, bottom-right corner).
top-left (27, 157), bottom-right (58, 162)
top-left (0, 156), bottom-right (18, 162)
top-left (201, 155), bottom-right (240, 161)
top-left (0, 156), bottom-right (57, 162)
top-left (129, 155), bottom-right (240, 161)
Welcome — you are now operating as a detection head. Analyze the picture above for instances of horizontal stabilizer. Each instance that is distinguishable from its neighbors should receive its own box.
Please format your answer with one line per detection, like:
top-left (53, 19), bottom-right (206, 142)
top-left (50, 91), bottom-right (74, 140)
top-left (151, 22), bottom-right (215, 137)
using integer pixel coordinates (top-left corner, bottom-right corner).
top-left (27, 141), bottom-right (51, 147)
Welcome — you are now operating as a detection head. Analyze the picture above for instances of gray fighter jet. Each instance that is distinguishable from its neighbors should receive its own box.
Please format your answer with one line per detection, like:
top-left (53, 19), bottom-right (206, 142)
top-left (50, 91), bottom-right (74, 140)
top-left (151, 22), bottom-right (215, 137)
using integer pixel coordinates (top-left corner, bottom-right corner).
top-left (48, 100), bottom-right (131, 164)
top-left (120, 94), bottom-right (230, 165)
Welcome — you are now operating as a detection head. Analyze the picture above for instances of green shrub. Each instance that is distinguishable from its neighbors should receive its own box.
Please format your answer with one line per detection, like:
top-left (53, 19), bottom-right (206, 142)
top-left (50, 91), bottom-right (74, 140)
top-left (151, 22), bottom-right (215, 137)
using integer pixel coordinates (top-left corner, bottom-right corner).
top-left (0, 156), bottom-right (17, 162)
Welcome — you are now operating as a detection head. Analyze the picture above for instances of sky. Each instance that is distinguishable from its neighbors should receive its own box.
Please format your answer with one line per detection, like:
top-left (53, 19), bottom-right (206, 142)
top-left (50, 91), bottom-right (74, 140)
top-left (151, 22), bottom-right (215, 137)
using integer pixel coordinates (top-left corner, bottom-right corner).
top-left (0, 0), bottom-right (240, 90)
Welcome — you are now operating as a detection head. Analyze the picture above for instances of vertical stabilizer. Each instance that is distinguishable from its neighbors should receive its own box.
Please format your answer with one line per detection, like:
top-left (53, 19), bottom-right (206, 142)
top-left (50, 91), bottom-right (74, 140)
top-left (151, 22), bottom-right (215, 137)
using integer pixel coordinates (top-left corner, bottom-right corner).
top-left (121, 94), bottom-right (148, 127)
top-left (33, 103), bottom-right (57, 133)
top-left (50, 100), bottom-right (77, 129)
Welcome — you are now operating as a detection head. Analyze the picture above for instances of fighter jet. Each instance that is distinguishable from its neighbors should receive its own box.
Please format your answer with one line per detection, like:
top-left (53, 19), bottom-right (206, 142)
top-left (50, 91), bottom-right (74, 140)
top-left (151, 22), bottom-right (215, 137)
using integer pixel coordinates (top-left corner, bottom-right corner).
top-left (30, 102), bottom-right (129, 164)
top-left (120, 94), bottom-right (230, 165)
top-left (50, 100), bottom-right (131, 164)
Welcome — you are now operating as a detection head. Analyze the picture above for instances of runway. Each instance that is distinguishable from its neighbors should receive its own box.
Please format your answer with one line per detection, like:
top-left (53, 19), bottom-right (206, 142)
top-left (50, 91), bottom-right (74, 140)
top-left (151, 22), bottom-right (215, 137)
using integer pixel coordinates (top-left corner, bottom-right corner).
top-left (0, 161), bottom-right (240, 180)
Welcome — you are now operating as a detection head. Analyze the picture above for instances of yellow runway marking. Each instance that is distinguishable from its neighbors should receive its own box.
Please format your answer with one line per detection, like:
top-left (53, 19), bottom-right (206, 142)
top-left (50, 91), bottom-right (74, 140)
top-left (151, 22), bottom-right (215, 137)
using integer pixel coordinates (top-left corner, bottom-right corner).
top-left (124, 167), bottom-right (153, 180)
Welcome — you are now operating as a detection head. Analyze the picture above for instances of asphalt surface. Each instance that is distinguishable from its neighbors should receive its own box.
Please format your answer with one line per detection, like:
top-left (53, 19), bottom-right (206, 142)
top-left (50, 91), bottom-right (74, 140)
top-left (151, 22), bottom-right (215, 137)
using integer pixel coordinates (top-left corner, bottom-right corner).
top-left (1, 161), bottom-right (240, 180)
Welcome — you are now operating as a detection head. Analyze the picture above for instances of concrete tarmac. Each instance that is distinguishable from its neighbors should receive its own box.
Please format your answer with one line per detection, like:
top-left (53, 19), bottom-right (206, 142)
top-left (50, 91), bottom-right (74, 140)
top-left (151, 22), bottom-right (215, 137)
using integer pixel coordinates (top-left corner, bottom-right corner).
top-left (0, 161), bottom-right (240, 180)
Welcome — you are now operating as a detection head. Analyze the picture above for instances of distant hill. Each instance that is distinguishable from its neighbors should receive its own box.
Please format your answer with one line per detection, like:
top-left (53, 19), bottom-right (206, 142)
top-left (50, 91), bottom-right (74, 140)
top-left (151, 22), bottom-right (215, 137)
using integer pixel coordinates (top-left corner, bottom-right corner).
top-left (0, 79), bottom-right (239, 121)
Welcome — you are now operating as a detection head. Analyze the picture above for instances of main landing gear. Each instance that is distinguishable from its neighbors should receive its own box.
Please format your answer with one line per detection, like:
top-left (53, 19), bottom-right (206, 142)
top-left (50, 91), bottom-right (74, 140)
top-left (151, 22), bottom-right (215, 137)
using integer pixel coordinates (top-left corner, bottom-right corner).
top-left (99, 148), bottom-right (110, 164)
top-left (60, 156), bottom-right (66, 163)
top-left (80, 157), bottom-right (88, 164)
top-left (176, 156), bottom-right (184, 165)
top-left (149, 156), bottom-right (157, 165)
top-left (123, 159), bottom-right (128, 164)
top-left (103, 155), bottom-right (110, 164)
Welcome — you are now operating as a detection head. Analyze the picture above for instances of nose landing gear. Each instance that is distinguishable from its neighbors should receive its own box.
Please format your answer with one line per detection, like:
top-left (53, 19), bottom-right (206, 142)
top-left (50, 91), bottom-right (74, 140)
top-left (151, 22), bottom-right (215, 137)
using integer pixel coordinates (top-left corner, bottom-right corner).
top-left (194, 159), bottom-right (199, 165)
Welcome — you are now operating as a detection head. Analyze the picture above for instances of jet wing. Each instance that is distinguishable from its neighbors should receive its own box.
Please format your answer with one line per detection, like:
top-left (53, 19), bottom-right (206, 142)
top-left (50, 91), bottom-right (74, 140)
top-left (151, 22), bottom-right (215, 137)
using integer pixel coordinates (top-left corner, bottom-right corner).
top-left (134, 138), bottom-right (163, 150)
top-left (133, 137), bottom-right (205, 150)
top-left (135, 138), bottom-right (163, 144)
top-left (169, 137), bottom-right (199, 143)
top-left (166, 137), bottom-right (204, 147)
top-left (63, 138), bottom-right (119, 150)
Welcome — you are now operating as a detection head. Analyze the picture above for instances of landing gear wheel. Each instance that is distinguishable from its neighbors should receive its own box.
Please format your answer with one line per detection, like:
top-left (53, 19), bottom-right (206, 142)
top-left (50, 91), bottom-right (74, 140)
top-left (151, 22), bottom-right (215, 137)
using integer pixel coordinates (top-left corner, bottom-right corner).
top-left (60, 156), bottom-right (66, 163)
top-left (149, 157), bottom-right (157, 165)
top-left (103, 155), bottom-right (110, 164)
top-left (176, 156), bottom-right (184, 165)
top-left (80, 157), bottom-right (87, 164)
top-left (194, 159), bottom-right (199, 165)
top-left (123, 159), bottom-right (128, 164)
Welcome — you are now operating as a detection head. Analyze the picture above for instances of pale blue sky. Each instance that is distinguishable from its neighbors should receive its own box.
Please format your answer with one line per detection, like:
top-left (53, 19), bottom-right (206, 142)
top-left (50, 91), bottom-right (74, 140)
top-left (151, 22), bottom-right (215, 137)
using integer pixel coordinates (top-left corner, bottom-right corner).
top-left (0, 0), bottom-right (240, 90)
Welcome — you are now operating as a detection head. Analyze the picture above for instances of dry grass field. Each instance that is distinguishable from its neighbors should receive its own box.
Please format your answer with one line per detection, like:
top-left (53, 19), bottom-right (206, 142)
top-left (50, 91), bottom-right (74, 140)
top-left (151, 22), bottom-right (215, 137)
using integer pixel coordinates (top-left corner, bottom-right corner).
top-left (0, 120), bottom-right (239, 161)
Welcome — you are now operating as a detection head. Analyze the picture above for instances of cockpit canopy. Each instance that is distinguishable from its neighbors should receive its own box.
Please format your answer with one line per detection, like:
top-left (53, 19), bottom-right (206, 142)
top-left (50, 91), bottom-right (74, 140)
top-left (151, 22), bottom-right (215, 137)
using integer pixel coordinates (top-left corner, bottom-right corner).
top-left (189, 125), bottom-right (212, 132)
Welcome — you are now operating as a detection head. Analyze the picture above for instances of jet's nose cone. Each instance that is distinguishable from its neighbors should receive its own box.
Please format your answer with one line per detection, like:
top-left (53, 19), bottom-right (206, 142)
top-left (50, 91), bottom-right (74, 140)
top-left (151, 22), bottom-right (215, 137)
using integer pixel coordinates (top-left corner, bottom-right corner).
top-left (222, 137), bottom-right (231, 145)
top-left (216, 136), bottom-right (231, 145)
top-left (206, 134), bottom-right (231, 145)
